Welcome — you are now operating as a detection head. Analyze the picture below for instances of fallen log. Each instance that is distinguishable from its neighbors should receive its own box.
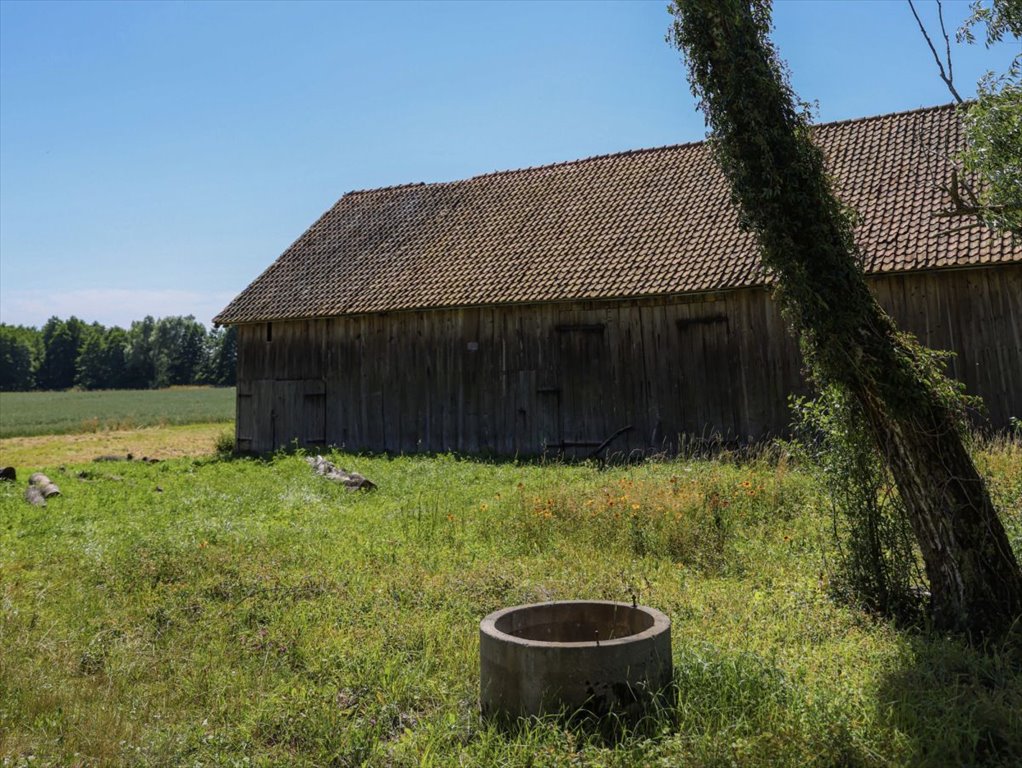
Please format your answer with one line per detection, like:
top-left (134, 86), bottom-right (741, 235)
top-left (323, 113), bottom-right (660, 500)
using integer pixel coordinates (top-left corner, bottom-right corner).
top-left (24, 486), bottom-right (46, 507)
top-left (305, 456), bottom-right (376, 491)
top-left (28, 472), bottom-right (61, 498)
top-left (93, 453), bottom-right (135, 462)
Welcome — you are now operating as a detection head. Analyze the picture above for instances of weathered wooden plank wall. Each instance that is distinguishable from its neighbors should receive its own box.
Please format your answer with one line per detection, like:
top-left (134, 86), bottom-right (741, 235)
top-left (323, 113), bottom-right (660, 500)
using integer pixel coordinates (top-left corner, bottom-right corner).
top-left (235, 264), bottom-right (1021, 456)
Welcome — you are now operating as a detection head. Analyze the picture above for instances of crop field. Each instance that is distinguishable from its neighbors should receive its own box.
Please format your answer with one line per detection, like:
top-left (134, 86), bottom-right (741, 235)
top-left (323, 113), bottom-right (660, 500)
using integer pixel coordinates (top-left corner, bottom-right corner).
top-left (0, 387), bottom-right (235, 439)
top-left (1, 432), bottom-right (1020, 767)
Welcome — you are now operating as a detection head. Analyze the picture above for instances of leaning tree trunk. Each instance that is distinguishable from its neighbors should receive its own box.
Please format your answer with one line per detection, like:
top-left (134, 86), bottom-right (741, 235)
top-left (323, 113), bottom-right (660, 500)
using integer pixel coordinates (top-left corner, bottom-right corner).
top-left (854, 333), bottom-right (1022, 634)
top-left (669, 0), bottom-right (1022, 637)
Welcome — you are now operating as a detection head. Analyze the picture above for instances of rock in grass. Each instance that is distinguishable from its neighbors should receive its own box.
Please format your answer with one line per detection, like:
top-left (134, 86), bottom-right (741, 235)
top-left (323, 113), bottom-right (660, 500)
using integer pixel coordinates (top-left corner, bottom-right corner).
top-left (29, 472), bottom-right (50, 486)
top-left (304, 455), bottom-right (377, 491)
top-left (24, 486), bottom-right (46, 506)
top-left (0, 466), bottom-right (15, 482)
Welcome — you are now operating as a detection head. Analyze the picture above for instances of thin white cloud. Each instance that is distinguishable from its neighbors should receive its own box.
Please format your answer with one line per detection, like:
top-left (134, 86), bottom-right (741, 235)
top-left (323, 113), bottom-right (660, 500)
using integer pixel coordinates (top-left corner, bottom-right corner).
top-left (0, 288), bottom-right (237, 328)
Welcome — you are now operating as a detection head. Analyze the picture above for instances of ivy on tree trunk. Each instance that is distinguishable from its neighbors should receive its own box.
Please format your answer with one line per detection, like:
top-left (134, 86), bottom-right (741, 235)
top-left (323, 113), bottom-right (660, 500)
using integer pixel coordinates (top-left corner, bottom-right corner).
top-left (669, 0), bottom-right (1022, 637)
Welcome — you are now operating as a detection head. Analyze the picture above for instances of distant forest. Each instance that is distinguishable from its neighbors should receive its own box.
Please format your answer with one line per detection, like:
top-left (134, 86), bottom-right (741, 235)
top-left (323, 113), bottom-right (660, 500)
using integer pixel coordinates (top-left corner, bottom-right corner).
top-left (0, 316), bottom-right (236, 392)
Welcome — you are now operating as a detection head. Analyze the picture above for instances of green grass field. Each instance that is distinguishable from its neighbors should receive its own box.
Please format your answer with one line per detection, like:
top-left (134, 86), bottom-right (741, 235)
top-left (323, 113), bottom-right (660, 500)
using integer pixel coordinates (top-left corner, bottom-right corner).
top-left (0, 387), bottom-right (235, 438)
top-left (2, 440), bottom-right (1020, 767)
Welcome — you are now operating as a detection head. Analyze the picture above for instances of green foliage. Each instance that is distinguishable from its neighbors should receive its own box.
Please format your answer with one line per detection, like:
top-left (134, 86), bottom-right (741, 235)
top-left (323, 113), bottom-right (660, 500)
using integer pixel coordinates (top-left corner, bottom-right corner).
top-left (0, 325), bottom-right (37, 391)
top-left (957, 0), bottom-right (1022, 46)
top-left (961, 80), bottom-right (1022, 235)
top-left (955, 1), bottom-right (1022, 235)
top-left (198, 325), bottom-right (238, 387)
top-left (73, 324), bottom-right (126, 391)
top-left (36, 316), bottom-right (87, 390)
top-left (1, 315), bottom-right (237, 393)
top-left (123, 315), bottom-right (158, 389)
top-left (792, 388), bottom-right (924, 622)
top-left (152, 315), bottom-right (208, 387)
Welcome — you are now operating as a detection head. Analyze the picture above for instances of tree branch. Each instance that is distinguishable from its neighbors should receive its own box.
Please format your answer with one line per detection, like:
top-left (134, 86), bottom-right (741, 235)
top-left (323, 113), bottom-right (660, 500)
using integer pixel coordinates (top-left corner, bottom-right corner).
top-left (937, 0), bottom-right (953, 86)
top-left (907, 0), bottom-right (964, 103)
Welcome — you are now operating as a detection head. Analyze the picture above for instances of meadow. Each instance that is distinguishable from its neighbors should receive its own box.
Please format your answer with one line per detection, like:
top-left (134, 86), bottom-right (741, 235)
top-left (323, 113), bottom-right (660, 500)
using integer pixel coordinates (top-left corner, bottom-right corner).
top-left (0, 387), bottom-right (235, 439)
top-left (1, 428), bottom-right (1020, 767)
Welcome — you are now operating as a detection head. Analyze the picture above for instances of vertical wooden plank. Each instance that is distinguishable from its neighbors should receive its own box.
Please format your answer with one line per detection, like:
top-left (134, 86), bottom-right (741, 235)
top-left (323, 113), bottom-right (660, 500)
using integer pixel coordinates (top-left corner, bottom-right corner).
top-left (462, 307), bottom-right (482, 455)
top-left (534, 306), bottom-right (560, 455)
top-left (626, 302), bottom-right (644, 455)
top-left (480, 306), bottom-right (497, 454)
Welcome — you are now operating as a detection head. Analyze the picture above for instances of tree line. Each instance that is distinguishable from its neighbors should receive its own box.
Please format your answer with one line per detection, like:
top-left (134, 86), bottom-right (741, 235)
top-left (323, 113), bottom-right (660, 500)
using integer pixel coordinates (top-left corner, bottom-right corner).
top-left (0, 315), bottom-right (236, 392)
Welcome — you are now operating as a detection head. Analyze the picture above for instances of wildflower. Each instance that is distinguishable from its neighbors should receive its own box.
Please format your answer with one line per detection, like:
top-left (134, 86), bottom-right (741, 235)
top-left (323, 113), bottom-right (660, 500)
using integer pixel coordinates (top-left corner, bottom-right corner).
top-left (479, 503), bottom-right (489, 511)
top-left (631, 503), bottom-right (641, 511)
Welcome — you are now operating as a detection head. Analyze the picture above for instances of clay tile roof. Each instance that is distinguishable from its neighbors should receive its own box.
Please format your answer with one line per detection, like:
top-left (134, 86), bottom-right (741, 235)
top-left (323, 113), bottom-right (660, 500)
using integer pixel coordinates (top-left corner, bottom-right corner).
top-left (215, 103), bottom-right (1020, 324)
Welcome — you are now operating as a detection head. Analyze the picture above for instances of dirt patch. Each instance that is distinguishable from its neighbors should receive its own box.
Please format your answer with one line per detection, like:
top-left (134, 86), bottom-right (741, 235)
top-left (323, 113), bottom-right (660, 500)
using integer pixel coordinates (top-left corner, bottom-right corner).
top-left (0, 423), bottom-right (231, 469)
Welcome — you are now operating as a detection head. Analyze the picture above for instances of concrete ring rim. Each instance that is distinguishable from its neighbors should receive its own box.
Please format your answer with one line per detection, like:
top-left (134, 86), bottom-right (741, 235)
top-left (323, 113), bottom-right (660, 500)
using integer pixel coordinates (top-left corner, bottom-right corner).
top-left (480, 600), bottom-right (671, 649)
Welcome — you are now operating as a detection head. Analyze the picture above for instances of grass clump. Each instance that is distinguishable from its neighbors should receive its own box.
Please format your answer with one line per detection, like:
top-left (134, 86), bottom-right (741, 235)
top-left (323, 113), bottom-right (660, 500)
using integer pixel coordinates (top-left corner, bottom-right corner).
top-left (214, 428), bottom-right (236, 457)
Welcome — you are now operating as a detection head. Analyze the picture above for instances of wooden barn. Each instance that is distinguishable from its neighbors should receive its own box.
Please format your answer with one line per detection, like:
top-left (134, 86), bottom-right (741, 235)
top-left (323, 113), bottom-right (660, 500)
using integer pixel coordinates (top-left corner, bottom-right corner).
top-left (215, 104), bottom-right (1022, 457)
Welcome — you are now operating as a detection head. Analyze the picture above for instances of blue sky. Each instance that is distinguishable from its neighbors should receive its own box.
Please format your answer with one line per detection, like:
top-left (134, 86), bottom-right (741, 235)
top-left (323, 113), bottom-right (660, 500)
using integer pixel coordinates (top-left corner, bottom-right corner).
top-left (0, 0), bottom-right (1017, 328)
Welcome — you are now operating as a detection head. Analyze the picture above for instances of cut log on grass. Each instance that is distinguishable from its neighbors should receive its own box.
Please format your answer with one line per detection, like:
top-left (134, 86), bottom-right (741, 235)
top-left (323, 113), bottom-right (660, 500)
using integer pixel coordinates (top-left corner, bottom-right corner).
top-left (93, 454), bottom-right (135, 462)
top-left (305, 456), bottom-right (377, 491)
top-left (24, 486), bottom-right (46, 507)
top-left (25, 472), bottom-right (61, 501)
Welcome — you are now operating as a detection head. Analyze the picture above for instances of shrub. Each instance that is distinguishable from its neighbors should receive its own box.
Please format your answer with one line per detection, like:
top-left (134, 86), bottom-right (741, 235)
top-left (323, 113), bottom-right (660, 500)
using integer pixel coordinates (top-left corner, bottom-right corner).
top-left (792, 386), bottom-right (925, 622)
top-left (214, 428), bottom-right (236, 456)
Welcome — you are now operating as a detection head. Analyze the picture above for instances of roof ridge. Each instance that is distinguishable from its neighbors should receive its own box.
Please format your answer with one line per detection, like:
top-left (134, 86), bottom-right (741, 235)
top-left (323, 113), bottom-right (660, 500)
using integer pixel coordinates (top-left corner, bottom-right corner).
top-left (342, 102), bottom-right (960, 197)
top-left (812, 100), bottom-right (959, 131)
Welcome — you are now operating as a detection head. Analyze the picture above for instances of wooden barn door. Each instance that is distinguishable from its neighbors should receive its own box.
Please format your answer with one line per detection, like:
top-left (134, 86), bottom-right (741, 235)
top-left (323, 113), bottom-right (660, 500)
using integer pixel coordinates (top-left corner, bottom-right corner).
top-left (270, 379), bottom-right (326, 450)
top-left (239, 379), bottom-right (326, 452)
top-left (236, 380), bottom-right (273, 452)
top-left (676, 313), bottom-right (739, 441)
top-left (552, 321), bottom-right (610, 458)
